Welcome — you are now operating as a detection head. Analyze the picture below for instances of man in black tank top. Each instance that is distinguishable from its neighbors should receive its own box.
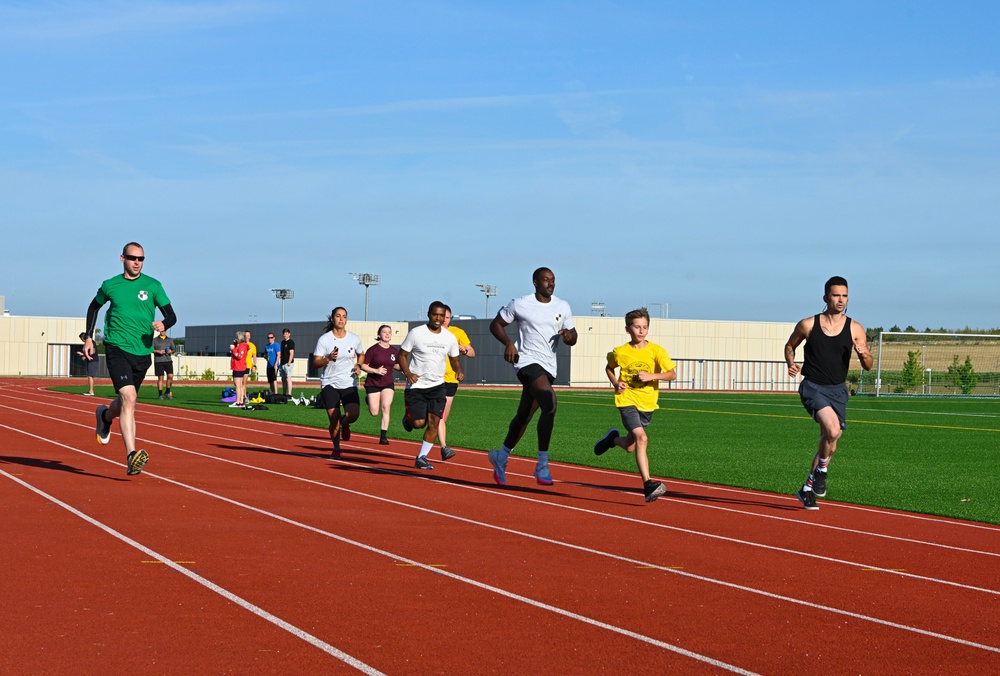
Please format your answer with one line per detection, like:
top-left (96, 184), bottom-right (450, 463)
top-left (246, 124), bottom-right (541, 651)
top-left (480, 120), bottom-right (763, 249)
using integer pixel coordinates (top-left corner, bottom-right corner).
top-left (784, 276), bottom-right (873, 510)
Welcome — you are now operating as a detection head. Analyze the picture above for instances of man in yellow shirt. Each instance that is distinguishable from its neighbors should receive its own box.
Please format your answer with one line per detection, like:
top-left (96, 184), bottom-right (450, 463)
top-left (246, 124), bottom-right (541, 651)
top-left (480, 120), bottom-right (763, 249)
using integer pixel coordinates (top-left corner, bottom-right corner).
top-left (594, 308), bottom-right (677, 503)
top-left (437, 306), bottom-right (475, 460)
top-left (245, 330), bottom-right (258, 384)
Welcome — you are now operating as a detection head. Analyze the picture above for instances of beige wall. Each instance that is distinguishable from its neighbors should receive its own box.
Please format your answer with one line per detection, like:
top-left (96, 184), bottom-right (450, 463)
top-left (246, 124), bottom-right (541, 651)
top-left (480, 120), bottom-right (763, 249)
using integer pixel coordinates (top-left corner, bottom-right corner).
top-left (569, 316), bottom-right (796, 387)
top-left (0, 315), bottom-right (87, 377)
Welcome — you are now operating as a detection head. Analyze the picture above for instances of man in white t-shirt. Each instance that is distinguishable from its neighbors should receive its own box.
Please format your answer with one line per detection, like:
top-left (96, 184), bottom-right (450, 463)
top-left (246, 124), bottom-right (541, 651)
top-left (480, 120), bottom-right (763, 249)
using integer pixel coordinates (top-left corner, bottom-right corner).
top-left (398, 301), bottom-right (463, 470)
top-left (312, 306), bottom-right (367, 459)
top-left (487, 267), bottom-right (577, 487)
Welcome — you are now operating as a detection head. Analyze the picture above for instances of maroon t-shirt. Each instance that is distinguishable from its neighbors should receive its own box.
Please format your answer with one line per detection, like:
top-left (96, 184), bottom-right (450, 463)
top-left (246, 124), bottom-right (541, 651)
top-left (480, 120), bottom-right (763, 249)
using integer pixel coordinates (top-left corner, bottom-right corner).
top-left (364, 343), bottom-right (398, 388)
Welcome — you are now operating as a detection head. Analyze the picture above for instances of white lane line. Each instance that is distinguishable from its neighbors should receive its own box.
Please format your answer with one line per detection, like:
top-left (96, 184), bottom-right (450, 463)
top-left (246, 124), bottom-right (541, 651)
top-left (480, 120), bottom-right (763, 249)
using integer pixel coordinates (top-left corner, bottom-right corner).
top-left (0, 467), bottom-right (385, 675)
top-left (0, 430), bottom-right (758, 675)
top-left (4, 423), bottom-right (1000, 659)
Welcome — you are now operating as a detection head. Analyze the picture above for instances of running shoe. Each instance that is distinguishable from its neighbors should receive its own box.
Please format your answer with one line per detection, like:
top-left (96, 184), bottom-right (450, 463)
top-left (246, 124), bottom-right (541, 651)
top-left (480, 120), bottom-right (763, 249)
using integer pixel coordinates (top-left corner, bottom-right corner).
top-left (643, 480), bottom-right (667, 503)
top-left (158, 394), bottom-right (164, 400)
top-left (534, 463), bottom-right (554, 486)
top-left (228, 402), bottom-right (243, 408)
top-left (401, 413), bottom-right (414, 432)
top-left (126, 449), bottom-right (150, 476)
top-left (166, 392), bottom-right (173, 400)
top-left (341, 420), bottom-right (351, 441)
top-left (95, 405), bottom-right (111, 445)
top-left (379, 434), bottom-right (390, 446)
top-left (796, 486), bottom-right (818, 510)
top-left (83, 392), bottom-right (94, 397)
top-left (811, 469), bottom-right (828, 498)
top-left (594, 428), bottom-right (619, 456)
top-left (440, 446), bottom-right (456, 461)
top-left (488, 449), bottom-right (507, 486)
top-left (414, 455), bottom-right (434, 470)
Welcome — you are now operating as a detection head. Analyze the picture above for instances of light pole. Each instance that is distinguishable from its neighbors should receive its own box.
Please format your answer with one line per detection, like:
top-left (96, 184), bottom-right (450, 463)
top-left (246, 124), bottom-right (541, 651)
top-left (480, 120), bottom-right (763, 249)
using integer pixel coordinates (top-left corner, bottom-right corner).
top-left (270, 288), bottom-right (294, 323)
top-left (350, 273), bottom-right (380, 321)
top-left (475, 284), bottom-right (497, 317)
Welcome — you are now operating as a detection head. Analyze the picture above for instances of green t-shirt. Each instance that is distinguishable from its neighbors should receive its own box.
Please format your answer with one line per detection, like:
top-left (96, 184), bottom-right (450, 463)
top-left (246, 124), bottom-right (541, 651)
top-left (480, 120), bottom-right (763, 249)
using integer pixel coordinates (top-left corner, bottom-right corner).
top-left (95, 273), bottom-right (171, 356)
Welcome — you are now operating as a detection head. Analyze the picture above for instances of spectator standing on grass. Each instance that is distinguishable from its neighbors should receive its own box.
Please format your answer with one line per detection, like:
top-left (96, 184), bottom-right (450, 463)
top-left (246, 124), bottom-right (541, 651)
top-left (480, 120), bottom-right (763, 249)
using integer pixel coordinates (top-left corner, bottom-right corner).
top-left (264, 332), bottom-right (281, 394)
top-left (229, 332), bottom-right (250, 408)
top-left (245, 330), bottom-right (258, 387)
top-left (152, 329), bottom-right (175, 399)
top-left (593, 308), bottom-right (677, 503)
top-left (76, 332), bottom-right (99, 396)
top-left (785, 275), bottom-right (873, 510)
top-left (364, 324), bottom-right (400, 445)
top-left (487, 267), bottom-right (577, 487)
top-left (312, 307), bottom-right (366, 459)
top-left (437, 306), bottom-right (475, 460)
top-left (279, 328), bottom-right (295, 396)
top-left (398, 301), bottom-right (463, 470)
top-left (84, 241), bottom-right (176, 476)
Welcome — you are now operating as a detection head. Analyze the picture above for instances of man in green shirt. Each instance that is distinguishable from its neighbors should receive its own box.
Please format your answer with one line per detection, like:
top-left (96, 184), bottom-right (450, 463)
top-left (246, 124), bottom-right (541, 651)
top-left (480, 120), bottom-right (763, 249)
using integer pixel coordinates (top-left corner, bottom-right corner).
top-left (83, 242), bottom-right (176, 476)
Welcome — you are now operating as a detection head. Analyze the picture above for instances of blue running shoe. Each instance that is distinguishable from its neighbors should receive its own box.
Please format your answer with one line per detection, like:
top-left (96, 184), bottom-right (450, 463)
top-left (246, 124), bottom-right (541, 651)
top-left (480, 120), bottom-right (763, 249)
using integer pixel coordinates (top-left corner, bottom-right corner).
top-left (594, 428), bottom-right (618, 456)
top-left (414, 455), bottom-right (434, 470)
top-left (534, 463), bottom-right (553, 486)
top-left (488, 449), bottom-right (506, 486)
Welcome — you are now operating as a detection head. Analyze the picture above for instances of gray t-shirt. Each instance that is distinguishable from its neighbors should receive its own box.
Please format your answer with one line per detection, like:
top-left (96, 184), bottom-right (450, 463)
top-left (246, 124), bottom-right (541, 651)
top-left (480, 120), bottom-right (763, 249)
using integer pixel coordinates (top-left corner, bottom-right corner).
top-left (152, 335), bottom-right (175, 363)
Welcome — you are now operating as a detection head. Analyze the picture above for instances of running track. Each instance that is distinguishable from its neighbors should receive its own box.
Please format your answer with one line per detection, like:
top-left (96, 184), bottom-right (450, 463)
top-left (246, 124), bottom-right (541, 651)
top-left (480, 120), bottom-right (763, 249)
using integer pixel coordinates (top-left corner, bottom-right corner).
top-left (2, 379), bottom-right (998, 674)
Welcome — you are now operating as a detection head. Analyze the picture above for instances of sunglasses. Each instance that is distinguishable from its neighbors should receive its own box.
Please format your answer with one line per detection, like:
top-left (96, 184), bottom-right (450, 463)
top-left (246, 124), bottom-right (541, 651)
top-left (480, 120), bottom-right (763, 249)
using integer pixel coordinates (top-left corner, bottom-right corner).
top-left (124, 254), bottom-right (145, 262)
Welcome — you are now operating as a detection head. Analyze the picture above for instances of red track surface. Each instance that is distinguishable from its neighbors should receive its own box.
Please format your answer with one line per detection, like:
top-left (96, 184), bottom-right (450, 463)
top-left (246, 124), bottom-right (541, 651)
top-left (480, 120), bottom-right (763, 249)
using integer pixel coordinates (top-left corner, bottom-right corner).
top-left (2, 378), bottom-right (999, 674)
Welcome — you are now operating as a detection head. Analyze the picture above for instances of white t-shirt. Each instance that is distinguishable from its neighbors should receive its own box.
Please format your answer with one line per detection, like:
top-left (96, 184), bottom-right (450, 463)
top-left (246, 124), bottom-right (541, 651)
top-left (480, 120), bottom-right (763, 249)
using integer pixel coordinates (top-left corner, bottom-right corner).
top-left (499, 293), bottom-right (575, 377)
top-left (313, 330), bottom-right (364, 389)
top-left (399, 324), bottom-right (459, 390)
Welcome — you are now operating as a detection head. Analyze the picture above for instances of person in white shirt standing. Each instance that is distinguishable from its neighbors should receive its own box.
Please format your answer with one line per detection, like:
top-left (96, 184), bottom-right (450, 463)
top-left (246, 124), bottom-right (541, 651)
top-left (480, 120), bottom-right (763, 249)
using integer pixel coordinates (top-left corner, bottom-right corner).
top-left (313, 306), bottom-right (366, 459)
top-left (398, 301), bottom-right (463, 470)
top-left (488, 267), bottom-right (577, 487)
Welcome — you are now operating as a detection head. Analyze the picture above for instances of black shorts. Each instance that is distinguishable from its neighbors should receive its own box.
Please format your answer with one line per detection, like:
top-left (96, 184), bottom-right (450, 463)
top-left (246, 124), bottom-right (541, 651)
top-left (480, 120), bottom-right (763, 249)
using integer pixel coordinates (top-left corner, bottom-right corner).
top-left (364, 383), bottom-right (394, 394)
top-left (404, 384), bottom-right (447, 421)
top-left (154, 361), bottom-right (173, 377)
top-left (266, 365), bottom-right (278, 384)
top-left (320, 385), bottom-right (361, 411)
top-left (444, 382), bottom-right (459, 397)
top-left (516, 363), bottom-right (555, 387)
top-left (619, 405), bottom-right (654, 431)
top-left (105, 344), bottom-right (151, 394)
top-left (799, 379), bottom-right (848, 430)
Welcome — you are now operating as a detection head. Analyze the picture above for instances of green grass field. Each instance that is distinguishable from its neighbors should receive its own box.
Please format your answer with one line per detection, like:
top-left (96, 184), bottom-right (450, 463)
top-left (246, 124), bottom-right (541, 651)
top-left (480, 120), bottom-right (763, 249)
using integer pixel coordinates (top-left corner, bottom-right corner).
top-left (54, 384), bottom-right (1000, 524)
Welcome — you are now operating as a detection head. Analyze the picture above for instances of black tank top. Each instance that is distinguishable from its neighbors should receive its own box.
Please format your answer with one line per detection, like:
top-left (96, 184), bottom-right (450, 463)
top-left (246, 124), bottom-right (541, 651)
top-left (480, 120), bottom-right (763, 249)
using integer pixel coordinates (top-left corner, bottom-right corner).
top-left (801, 314), bottom-right (853, 386)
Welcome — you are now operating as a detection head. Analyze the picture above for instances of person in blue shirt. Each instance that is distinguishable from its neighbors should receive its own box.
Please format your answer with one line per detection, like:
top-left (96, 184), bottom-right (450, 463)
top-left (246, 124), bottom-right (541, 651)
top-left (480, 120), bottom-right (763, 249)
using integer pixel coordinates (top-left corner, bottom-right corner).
top-left (264, 331), bottom-right (282, 394)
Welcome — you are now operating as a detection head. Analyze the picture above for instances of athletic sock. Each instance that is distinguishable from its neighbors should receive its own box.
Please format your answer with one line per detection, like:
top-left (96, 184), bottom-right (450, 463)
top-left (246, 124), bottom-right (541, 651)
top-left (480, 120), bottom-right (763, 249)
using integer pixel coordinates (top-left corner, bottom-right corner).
top-left (817, 457), bottom-right (830, 472)
top-left (158, 389), bottom-right (163, 396)
top-left (419, 440), bottom-right (434, 458)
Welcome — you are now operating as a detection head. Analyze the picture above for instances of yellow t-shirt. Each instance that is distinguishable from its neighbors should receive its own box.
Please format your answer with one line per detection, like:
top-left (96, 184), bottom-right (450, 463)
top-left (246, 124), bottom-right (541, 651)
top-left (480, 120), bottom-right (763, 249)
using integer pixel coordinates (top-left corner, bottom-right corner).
top-left (444, 325), bottom-right (470, 384)
top-left (246, 342), bottom-right (257, 370)
top-left (607, 341), bottom-right (676, 412)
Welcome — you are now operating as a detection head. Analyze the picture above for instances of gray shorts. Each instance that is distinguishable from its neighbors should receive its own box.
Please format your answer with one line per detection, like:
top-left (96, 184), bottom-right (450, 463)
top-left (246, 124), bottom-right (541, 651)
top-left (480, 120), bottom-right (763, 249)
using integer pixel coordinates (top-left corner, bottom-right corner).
top-left (619, 405), bottom-right (654, 432)
top-left (799, 379), bottom-right (848, 430)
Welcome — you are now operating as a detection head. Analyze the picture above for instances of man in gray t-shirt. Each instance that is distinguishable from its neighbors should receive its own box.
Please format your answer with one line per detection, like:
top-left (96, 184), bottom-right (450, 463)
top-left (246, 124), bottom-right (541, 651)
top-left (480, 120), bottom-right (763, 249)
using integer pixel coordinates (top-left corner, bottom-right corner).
top-left (152, 331), bottom-right (175, 399)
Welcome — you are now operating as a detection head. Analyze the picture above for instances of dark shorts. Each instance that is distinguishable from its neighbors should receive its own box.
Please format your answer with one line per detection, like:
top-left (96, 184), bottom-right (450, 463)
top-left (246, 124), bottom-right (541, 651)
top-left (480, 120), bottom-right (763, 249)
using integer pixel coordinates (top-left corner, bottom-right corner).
top-left (799, 379), bottom-right (848, 430)
top-left (404, 384), bottom-right (447, 421)
top-left (154, 361), bottom-right (174, 377)
top-left (320, 385), bottom-right (361, 411)
top-left (619, 405), bottom-right (654, 432)
top-left (233, 369), bottom-right (248, 378)
top-left (85, 359), bottom-right (99, 378)
top-left (444, 382), bottom-right (459, 397)
top-left (105, 344), bottom-right (151, 394)
top-left (266, 365), bottom-right (278, 384)
top-left (364, 383), bottom-right (394, 394)
top-left (516, 363), bottom-right (555, 388)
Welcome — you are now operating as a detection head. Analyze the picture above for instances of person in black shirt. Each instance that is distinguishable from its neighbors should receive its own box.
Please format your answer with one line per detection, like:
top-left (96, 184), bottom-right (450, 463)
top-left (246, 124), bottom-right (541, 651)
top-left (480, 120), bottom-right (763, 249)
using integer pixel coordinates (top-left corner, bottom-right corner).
top-left (279, 328), bottom-right (295, 396)
top-left (784, 276), bottom-right (873, 510)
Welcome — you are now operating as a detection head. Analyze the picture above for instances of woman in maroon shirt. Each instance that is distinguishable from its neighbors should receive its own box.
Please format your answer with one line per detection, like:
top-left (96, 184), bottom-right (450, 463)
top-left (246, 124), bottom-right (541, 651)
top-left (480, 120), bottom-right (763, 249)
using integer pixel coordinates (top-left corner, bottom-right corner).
top-left (364, 325), bottom-right (400, 444)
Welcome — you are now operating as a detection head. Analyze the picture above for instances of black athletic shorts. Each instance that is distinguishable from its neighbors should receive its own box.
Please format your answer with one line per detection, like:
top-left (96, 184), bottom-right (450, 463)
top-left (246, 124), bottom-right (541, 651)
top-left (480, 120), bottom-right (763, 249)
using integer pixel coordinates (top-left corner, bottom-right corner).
top-left (320, 385), bottom-right (361, 411)
top-left (105, 343), bottom-right (152, 394)
top-left (404, 384), bottom-right (447, 421)
top-left (444, 382), bottom-right (459, 397)
top-left (516, 363), bottom-right (555, 387)
top-left (799, 379), bottom-right (848, 430)
top-left (266, 365), bottom-right (278, 384)
top-left (154, 361), bottom-right (174, 377)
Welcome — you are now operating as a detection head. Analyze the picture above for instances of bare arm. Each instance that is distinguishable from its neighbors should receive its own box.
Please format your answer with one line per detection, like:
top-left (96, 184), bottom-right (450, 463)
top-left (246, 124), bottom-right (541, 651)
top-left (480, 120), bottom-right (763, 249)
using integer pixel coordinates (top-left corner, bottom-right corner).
top-left (785, 317), bottom-right (812, 377)
top-left (448, 355), bottom-right (464, 382)
top-left (559, 327), bottom-right (578, 346)
top-left (398, 349), bottom-right (419, 385)
top-left (852, 322), bottom-right (874, 371)
top-left (490, 313), bottom-right (518, 364)
top-left (460, 341), bottom-right (475, 358)
top-left (605, 363), bottom-right (626, 394)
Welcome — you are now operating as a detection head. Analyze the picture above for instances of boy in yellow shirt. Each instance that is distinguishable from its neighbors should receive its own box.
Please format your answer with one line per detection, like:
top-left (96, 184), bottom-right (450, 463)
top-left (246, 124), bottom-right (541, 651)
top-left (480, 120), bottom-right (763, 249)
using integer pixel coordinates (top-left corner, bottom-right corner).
top-left (594, 308), bottom-right (678, 503)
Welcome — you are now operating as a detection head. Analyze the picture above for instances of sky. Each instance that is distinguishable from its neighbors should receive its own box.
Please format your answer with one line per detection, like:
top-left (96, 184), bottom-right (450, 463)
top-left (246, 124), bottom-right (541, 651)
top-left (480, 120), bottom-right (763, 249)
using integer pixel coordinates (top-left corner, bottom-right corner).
top-left (2, 1), bottom-right (999, 333)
